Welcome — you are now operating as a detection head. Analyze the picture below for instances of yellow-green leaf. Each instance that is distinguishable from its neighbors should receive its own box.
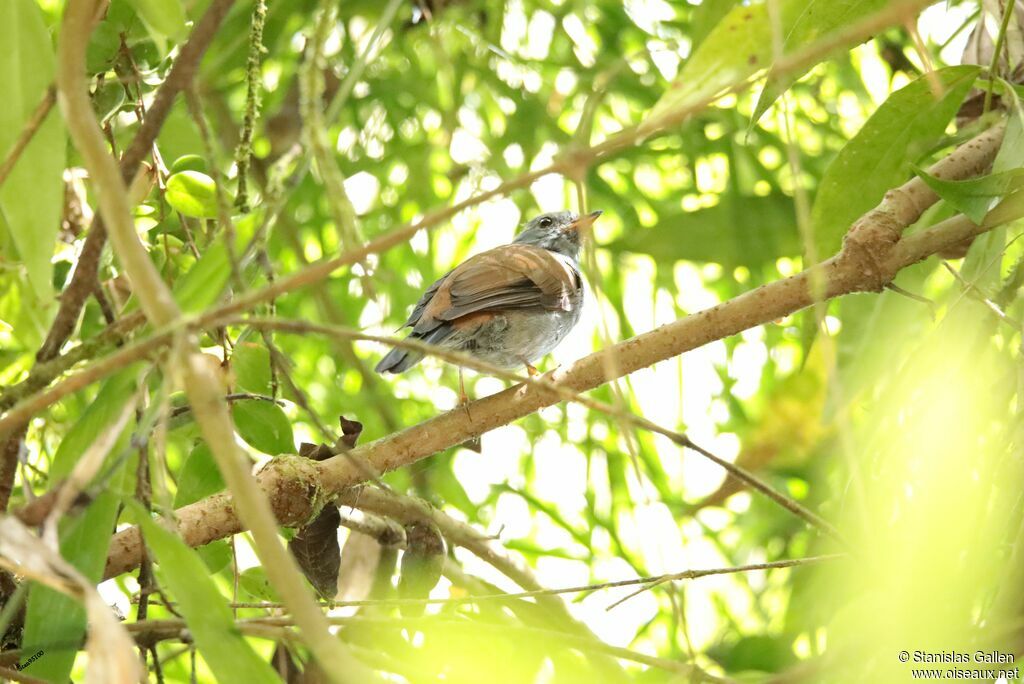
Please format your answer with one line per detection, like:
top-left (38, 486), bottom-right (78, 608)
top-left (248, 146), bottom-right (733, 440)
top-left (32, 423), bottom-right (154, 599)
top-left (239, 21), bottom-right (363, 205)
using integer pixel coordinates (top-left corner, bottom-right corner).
top-left (166, 170), bottom-right (220, 219)
top-left (811, 66), bottom-right (979, 256)
top-left (0, 0), bottom-right (65, 315)
top-left (232, 399), bottom-right (294, 455)
top-left (124, 0), bottom-right (187, 40)
top-left (132, 501), bottom-right (279, 684)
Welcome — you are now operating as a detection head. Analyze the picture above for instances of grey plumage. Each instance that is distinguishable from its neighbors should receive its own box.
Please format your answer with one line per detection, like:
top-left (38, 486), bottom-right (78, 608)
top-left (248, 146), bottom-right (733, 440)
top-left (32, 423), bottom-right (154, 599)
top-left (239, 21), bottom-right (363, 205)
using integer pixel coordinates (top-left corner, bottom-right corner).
top-left (375, 210), bottom-right (598, 374)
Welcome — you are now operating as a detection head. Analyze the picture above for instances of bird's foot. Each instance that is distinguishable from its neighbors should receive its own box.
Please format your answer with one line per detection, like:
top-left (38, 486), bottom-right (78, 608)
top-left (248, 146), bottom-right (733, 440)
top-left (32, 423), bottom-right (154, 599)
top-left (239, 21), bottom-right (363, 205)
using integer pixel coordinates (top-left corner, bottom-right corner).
top-left (459, 392), bottom-right (473, 422)
top-left (524, 363), bottom-right (539, 378)
top-left (458, 369), bottom-right (473, 422)
top-left (456, 372), bottom-right (481, 451)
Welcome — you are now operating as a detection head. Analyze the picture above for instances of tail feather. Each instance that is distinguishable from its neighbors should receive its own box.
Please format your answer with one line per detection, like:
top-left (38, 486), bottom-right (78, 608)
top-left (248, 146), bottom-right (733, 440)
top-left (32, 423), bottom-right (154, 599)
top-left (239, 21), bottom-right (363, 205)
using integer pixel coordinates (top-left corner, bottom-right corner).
top-left (375, 346), bottom-right (424, 374)
top-left (375, 326), bottom-right (453, 374)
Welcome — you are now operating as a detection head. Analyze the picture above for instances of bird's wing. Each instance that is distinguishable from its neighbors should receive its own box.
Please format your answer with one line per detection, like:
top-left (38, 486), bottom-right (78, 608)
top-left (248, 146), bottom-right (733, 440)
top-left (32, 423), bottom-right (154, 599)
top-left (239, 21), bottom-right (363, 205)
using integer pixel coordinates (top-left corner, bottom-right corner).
top-left (402, 269), bottom-right (452, 328)
top-left (411, 244), bottom-right (580, 334)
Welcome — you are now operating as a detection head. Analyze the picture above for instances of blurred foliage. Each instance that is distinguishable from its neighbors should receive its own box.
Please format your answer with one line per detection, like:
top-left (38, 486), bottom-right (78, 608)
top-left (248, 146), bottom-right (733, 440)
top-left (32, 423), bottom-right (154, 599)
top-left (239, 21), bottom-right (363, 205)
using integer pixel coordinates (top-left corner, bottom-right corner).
top-left (0, 0), bottom-right (1023, 682)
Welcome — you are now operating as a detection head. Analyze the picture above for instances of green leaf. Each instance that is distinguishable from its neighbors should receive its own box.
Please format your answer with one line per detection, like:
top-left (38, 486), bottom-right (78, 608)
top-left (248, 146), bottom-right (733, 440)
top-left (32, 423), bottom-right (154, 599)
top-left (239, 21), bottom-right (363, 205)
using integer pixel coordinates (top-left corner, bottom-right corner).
top-left (124, 0), bottom-right (187, 40)
top-left (751, 0), bottom-right (890, 123)
top-left (605, 193), bottom-right (799, 269)
top-left (174, 442), bottom-right (225, 508)
top-left (232, 341), bottom-right (273, 394)
top-left (171, 241), bottom-right (230, 312)
top-left (197, 539), bottom-right (232, 574)
top-left (0, 0), bottom-right (66, 313)
top-left (810, 66), bottom-right (979, 256)
top-left (238, 566), bottom-right (281, 602)
top-left (86, 20), bottom-right (124, 73)
top-left (913, 167), bottom-right (1024, 224)
top-left (93, 80), bottom-right (127, 123)
top-left (709, 634), bottom-right (799, 674)
top-left (426, 458), bottom-right (477, 517)
top-left (689, 0), bottom-right (741, 51)
top-left (0, 268), bottom-right (48, 350)
top-left (973, 113), bottom-right (1024, 230)
top-left (912, 111), bottom-right (1024, 226)
top-left (166, 170), bottom-right (221, 219)
top-left (131, 502), bottom-right (279, 684)
top-left (647, 3), bottom-right (770, 121)
top-left (50, 370), bottom-right (138, 480)
top-left (232, 399), bottom-right (294, 455)
top-left (21, 370), bottom-right (138, 682)
top-left (170, 154), bottom-right (208, 173)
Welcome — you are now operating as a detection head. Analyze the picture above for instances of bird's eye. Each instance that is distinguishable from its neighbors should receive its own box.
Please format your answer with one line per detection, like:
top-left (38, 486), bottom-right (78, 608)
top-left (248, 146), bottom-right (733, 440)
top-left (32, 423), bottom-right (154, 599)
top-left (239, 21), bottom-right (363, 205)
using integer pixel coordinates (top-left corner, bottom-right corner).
top-left (539, 217), bottom-right (553, 228)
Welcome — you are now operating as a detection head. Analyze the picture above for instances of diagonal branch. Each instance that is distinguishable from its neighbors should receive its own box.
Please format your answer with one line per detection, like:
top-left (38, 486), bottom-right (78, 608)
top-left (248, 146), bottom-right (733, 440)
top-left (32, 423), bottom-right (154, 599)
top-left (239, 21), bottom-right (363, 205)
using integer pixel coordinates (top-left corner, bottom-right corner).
top-left (0, 86), bottom-right (56, 190)
top-left (102, 117), bottom-right (1010, 579)
top-left (37, 0), bottom-right (238, 361)
top-left (56, 1), bottom-right (377, 681)
top-left (232, 317), bottom-right (844, 541)
top-left (2, 0), bottom-right (955, 427)
top-left (0, 0), bottom-right (239, 514)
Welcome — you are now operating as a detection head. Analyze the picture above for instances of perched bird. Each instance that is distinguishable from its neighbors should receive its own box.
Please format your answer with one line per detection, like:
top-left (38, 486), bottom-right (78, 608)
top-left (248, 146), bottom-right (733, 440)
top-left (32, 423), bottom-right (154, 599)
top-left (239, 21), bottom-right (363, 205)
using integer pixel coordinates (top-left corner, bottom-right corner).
top-left (375, 210), bottom-right (601, 397)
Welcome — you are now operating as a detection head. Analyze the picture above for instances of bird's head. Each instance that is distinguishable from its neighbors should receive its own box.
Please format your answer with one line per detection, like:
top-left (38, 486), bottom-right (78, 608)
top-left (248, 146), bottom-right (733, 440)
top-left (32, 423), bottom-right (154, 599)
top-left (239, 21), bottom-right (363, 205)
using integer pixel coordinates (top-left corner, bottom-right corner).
top-left (512, 210), bottom-right (602, 259)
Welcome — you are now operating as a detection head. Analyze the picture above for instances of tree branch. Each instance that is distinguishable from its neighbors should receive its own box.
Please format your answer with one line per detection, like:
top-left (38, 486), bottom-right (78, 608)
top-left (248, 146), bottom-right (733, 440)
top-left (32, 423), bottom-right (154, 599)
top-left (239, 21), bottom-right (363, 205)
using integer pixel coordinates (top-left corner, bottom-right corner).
top-left (3, 0), bottom-right (950, 426)
top-left (0, 0), bottom-right (239, 512)
top-left (102, 118), bottom-right (1009, 578)
top-left (56, 0), bottom-right (377, 681)
top-left (37, 0), bottom-right (238, 361)
top-left (0, 86), bottom-right (56, 190)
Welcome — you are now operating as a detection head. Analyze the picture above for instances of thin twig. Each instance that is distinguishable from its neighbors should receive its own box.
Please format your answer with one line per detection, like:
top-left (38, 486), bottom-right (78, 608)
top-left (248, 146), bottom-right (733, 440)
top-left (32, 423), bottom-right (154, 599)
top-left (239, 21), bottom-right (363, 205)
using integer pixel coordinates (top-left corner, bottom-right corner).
top-left (605, 556), bottom-right (840, 610)
top-left (168, 392), bottom-right (285, 419)
top-left (125, 615), bottom-right (732, 683)
top-left (942, 260), bottom-right (1021, 327)
top-left (55, 0), bottom-right (378, 680)
top-left (984, 0), bottom-right (1018, 114)
top-left (144, 554), bottom-right (843, 609)
top-left (238, 316), bottom-right (845, 542)
top-left (300, 0), bottom-right (362, 250)
top-left (234, 0), bottom-right (267, 212)
top-left (0, 86), bottom-right (56, 190)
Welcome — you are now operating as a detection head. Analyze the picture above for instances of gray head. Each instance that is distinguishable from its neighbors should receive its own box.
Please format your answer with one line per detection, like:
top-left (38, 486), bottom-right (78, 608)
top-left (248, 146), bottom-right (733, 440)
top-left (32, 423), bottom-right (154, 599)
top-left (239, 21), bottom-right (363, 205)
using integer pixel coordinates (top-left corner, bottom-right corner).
top-left (512, 210), bottom-right (602, 260)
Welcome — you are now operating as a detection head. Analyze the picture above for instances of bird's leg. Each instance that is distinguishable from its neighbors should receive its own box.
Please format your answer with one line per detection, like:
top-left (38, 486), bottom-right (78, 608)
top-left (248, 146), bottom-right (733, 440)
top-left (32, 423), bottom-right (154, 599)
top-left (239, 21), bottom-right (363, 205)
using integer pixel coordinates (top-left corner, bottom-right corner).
top-left (515, 360), bottom-right (539, 398)
top-left (458, 367), bottom-right (473, 421)
top-left (456, 367), bottom-right (482, 452)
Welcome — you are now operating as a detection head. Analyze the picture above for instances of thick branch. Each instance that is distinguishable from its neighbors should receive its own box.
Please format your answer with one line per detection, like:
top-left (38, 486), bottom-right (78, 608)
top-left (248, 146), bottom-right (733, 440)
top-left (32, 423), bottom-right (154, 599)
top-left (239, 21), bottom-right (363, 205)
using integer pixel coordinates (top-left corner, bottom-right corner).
top-left (102, 117), bottom-right (1008, 578)
top-left (56, 0), bottom-right (376, 681)
top-left (0, 0), bottom-right (238, 513)
top-left (5, 0), bottom-right (949, 422)
top-left (37, 0), bottom-right (237, 360)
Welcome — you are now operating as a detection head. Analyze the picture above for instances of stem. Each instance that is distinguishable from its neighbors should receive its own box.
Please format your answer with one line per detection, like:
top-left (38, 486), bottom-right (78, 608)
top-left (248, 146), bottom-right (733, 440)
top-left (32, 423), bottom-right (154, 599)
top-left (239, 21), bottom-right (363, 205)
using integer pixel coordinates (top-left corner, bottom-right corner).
top-left (55, 1), bottom-right (378, 680)
top-left (233, 0), bottom-right (267, 212)
top-left (984, 0), bottom-right (1017, 114)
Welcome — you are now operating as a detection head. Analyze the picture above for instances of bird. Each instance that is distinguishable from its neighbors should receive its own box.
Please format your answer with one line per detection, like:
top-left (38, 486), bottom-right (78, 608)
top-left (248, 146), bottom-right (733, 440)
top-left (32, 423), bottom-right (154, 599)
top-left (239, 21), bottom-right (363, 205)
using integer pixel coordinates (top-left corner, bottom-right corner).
top-left (375, 209), bottom-right (601, 402)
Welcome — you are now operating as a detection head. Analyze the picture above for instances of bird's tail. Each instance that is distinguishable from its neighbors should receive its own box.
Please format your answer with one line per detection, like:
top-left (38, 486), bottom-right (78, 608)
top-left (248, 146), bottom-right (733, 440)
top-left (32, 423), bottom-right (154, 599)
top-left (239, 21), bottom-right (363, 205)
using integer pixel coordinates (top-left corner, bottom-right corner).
top-left (374, 346), bottom-right (424, 374)
top-left (375, 326), bottom-right (452, 374)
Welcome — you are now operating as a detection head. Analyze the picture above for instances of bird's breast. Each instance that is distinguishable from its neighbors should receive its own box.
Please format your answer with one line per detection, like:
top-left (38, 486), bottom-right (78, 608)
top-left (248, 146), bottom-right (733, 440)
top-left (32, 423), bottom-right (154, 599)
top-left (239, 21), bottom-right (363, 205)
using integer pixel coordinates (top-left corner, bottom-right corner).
top-left (449, 302), bottom-right (583, 368)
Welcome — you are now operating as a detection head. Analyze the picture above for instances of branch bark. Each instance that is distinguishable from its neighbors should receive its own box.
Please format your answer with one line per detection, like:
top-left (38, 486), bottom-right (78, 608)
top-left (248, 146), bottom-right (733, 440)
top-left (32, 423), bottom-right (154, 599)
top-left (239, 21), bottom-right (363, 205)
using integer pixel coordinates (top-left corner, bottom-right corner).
top-left (38, 0), bottom-right (237, 360)
top-left (0, 86), bottom-right (56, 190)
top-left (56, 0), bottom-right (377, 681)
top-left (0, 0), bottom-right (238, 512)
top-left (0, 0), bottom-right (940, 434)
top-left (102, 120), bottom-right (1008, 578)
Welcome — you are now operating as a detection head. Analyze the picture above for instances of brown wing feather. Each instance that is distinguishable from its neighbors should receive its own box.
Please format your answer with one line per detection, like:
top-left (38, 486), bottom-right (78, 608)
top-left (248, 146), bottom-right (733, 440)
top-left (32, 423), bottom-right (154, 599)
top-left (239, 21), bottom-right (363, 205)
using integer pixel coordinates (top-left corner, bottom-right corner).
top-left (412, 244), bottom-right (579, 334)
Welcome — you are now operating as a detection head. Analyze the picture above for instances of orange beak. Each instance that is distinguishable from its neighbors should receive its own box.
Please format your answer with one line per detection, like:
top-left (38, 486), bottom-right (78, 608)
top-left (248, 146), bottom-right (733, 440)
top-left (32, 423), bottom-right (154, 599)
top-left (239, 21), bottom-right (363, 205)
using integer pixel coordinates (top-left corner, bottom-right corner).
top-left (567, 209), bottom-right (602, 234)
